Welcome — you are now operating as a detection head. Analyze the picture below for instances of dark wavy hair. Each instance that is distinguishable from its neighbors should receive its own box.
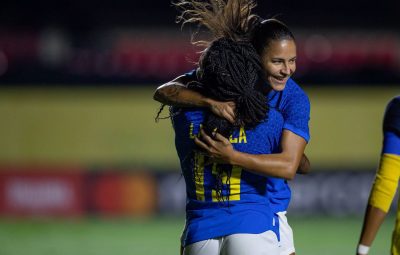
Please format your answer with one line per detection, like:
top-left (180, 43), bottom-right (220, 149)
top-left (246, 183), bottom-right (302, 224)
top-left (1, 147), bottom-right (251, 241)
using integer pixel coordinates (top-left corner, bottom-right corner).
top-left (169, 0), bottom-right (269, 203)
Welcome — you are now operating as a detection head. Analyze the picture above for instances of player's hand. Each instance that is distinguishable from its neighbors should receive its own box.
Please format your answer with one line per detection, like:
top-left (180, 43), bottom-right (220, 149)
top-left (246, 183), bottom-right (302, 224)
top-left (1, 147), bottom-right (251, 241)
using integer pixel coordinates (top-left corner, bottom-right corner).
top-left (208, 100), bottom-right (236, 124)
top-left (194, 128), bottom-right (235, 164)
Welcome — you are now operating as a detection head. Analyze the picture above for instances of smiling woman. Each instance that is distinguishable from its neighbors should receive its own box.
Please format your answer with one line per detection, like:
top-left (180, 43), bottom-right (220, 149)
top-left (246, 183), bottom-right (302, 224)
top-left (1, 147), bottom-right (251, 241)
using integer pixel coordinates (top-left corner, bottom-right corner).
top-left (153, 2), bottom-right (310, 254)
top-left (251, 19), bottom-right (297, 91)
top-left (261, 39), bottom-right (297, 91)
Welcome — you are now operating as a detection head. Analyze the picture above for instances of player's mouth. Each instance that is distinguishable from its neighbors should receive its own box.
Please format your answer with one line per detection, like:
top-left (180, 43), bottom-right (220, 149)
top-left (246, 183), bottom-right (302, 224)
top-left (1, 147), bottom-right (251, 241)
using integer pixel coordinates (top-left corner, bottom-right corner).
top-left (271, 76), bottom-right (288, 85)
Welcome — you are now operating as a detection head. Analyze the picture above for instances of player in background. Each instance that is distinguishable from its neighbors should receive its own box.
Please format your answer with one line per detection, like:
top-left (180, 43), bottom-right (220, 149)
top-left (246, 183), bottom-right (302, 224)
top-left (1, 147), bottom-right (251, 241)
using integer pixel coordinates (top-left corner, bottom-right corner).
top-left (154, 2), bottom-right (310, 255)
top-left (356, 96), bottom-right (400, 255)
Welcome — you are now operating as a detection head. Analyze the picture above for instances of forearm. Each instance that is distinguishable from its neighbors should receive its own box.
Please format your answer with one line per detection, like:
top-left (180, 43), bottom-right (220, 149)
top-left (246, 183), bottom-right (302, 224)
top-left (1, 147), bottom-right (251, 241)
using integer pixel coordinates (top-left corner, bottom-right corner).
top-left (153, 82), bottom-right (211, 108)
top-left (358, 205), bottom-right (387, 248)
top-left (356, 153), bottom-right (399, 253)
top-left (297, 153), bottom-right (311, 174)
top-left (229, 150), bottom-right (298, 180)
top-left (196, 129), bottom-right (306, 180)
top-left (227, 130), bottom-right (306, 180)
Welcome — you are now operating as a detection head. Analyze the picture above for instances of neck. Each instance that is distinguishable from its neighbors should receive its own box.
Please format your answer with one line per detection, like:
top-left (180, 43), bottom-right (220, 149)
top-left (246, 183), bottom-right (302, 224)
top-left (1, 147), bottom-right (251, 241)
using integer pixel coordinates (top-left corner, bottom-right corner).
top-left (255, 79), bottom-right (272, 95)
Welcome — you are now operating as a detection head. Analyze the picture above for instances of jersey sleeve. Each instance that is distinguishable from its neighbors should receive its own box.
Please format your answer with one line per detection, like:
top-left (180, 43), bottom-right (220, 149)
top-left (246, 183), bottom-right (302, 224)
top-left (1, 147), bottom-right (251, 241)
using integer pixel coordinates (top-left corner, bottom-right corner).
top-left (368, 149), bottom-right (400, 212)
top-left (282, 82), bottom-right (311, 143)
top-left (368, 97), bottom-right (400, 212)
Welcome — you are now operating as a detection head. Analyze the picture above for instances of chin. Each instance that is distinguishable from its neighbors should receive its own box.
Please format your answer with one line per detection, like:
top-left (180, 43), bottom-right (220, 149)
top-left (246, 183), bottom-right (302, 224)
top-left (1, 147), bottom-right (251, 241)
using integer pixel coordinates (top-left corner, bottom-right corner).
top-left (270, 83), bottom-right (286, 91)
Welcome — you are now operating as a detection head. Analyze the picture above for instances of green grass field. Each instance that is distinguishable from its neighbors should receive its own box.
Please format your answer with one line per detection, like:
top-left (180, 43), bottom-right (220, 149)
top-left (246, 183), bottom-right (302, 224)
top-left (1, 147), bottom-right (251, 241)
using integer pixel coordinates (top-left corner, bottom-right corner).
top-left (0, 86), bottom-right (398, 255)
top-left (0, 215), bottom-right (394, 255)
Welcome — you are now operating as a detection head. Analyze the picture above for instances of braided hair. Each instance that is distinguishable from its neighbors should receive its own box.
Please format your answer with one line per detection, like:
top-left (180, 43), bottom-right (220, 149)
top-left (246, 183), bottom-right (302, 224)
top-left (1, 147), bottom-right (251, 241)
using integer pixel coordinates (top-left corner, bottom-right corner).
top-left (171, 0), bottom-right (268, 203)
top-left (191, 37), bottom-right (267, 137)
top-left (174, 0), bottom-right (268, 136)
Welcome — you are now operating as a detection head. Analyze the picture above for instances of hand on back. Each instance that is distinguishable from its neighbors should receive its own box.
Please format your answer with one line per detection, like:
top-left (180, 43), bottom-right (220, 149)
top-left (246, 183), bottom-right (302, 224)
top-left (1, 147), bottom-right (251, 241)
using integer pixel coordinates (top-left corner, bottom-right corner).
top-left (194, 128), bottom-right (235, 165)
top-left (208, 100), bottom-right (236, 124)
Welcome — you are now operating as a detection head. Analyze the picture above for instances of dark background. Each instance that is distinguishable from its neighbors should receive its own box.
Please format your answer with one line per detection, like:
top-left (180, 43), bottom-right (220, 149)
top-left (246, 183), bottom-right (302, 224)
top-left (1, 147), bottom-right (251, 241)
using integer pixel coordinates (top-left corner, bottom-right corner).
top-left (1, 0), bottom-right (398, 30)
top-left (0, 0), bottom-right (399, 85)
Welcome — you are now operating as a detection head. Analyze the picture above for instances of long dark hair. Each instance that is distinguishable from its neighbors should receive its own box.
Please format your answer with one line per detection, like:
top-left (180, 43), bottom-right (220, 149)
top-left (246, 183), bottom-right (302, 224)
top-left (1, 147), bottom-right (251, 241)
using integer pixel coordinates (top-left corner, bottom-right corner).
top-left (175, 0), bottom-right (268, 137)
top-left (190, 37), bottom-right (267, 137)
top-left (171, 0), bottom-right (269, 203)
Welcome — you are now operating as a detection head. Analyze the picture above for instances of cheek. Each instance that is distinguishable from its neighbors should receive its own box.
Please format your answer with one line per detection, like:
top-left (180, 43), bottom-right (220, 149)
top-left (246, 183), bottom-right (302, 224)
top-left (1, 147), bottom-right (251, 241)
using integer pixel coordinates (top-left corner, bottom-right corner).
top-left (291, 63), bottom-right (297, 73)
top-left (263, 63), bottom-right (278, 76)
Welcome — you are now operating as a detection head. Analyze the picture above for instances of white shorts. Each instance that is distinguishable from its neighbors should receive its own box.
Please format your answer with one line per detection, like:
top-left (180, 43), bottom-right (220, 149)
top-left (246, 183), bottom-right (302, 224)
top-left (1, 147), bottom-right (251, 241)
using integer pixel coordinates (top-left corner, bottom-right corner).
top-left (183, 230), bottom-right (279, 255)
top-left (276, 211), bottom-right (295, 255)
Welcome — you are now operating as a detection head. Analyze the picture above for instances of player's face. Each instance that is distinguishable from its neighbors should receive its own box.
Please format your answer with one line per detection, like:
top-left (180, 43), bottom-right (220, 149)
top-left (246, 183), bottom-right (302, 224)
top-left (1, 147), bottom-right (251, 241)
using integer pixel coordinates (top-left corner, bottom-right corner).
top-left (261, 39), bottom-right (297, 91)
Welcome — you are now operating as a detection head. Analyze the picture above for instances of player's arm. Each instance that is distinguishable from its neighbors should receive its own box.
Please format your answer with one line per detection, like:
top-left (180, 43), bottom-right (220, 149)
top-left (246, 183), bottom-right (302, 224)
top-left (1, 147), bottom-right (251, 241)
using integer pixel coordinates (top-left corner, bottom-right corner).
top-left (280, 81), bottom-right (311, 175)
top-left (297, 153), bottom-right (311, 174)
top-left (153, 74), bottom-right (236, 123)
top-left (357, 205), bottom-right (387, 255)
top-left (195, 129), bottom-right (307, 180)
top-left (153, 74), bottom-right (209, 107)
top-left (357, 152), bottom-right (400, 254)
top-left (357, 96), bottom-right (400, 255)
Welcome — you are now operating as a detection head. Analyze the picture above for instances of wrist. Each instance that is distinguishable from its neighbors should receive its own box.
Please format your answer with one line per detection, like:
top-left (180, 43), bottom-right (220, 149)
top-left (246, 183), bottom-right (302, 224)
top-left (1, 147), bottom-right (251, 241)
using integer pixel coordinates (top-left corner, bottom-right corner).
top-left (228, 150), bottom-right (241, 166)
top-left (203, 97), bottom-right (215, 108)
top-left (357, 244), bottom-right (370, 255)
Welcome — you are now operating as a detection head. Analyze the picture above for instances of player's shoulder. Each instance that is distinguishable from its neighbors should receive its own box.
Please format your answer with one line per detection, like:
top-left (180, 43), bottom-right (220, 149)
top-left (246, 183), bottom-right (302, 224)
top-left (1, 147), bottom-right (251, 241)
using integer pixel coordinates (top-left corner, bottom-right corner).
top-left (386, 96), bottom-right (400, 112)
top-left (284, 78), bottom-right (310, 105)
top-left (383, 96), bottom-right (400, 135)
top-left (285, 78), bottom-right (308, 96)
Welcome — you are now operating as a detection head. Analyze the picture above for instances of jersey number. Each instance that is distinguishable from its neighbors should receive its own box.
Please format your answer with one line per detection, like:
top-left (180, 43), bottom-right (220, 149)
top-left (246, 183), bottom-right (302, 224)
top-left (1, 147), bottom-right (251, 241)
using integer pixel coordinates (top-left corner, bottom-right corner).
top-left (194, 152), bottom-right (242, 202)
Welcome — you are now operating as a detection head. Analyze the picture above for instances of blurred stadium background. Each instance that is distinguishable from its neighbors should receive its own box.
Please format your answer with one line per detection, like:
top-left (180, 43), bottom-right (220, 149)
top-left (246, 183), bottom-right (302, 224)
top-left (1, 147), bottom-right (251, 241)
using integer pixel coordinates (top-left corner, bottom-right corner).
top-left (0, 1), bottom-right (399, 254)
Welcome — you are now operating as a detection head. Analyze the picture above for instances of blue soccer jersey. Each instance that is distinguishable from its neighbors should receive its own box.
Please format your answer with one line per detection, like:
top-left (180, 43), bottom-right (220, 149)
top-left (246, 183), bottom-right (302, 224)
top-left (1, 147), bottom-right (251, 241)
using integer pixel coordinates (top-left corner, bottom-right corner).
top-left (265, 78), bottom-right (311, 213)
top-left (172, 106), bottom-right (284, 246)
top-left (182, 70), bottom-right (311, 214)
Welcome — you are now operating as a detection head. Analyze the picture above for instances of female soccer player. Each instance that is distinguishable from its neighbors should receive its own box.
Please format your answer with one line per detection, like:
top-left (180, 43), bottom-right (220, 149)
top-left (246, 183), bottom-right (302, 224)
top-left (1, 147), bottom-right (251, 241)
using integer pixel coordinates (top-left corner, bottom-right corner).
top-left (356, 96), bottom-right (400, 255)
top-left (154, 2), bottom-right (310, 255)
top-left (172, 47), bottom-right (286, 255)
